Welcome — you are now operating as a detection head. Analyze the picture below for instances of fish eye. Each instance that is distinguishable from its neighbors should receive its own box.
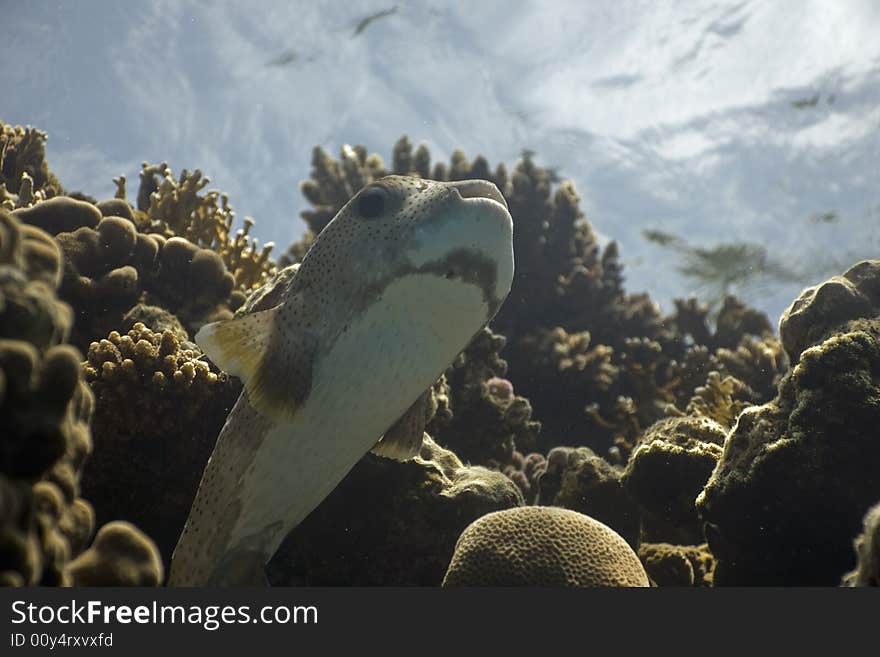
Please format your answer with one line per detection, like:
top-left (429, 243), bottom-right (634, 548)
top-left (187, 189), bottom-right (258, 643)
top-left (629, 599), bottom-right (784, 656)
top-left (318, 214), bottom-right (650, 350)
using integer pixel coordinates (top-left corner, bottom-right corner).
top-left (356, 186), bottom-right (388, 219)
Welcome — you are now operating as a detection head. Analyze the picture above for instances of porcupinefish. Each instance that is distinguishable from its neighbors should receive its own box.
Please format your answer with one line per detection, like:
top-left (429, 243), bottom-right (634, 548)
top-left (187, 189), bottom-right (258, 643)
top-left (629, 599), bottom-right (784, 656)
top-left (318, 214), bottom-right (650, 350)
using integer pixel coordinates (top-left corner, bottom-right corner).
top-left (168, 175), bottom-right (514, 586)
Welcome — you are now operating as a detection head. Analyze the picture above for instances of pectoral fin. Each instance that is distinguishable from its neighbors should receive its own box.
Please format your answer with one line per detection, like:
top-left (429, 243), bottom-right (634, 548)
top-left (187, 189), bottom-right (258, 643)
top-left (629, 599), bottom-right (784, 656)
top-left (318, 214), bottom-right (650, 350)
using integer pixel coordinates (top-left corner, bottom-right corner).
top-left (195, 306), bottom-right (314, 422)
top-left (371, 391), bottom-right (428, 461)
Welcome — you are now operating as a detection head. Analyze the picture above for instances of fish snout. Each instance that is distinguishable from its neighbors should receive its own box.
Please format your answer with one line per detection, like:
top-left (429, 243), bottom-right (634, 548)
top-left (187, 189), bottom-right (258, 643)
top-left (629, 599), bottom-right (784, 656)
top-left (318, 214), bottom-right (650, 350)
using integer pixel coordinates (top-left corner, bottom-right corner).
top-left (447, 179), bottom-right (509, 210)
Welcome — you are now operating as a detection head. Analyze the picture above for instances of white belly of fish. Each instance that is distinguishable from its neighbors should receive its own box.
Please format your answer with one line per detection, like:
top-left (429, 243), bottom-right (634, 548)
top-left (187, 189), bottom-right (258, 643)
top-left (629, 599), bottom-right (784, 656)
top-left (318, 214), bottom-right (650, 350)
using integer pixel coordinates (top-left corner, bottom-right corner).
top-left (224, 273), bottom-right (488, 564)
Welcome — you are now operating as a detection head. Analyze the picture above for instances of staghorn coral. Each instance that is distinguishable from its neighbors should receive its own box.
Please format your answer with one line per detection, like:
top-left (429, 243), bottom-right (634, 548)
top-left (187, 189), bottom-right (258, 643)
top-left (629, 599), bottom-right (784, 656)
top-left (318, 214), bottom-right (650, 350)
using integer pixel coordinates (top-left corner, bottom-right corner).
top-left (81, 322), bottom-right (240, 565)
top-left (684, 371), bottom-right (758, 429)
top-left (441, 506), bottom-right (649, 587)
top-left (267, 436), bottom-right (524, 586)
top-left (621, 416), bottom-right (726, 544)
top-left (638, 542), bottom-right (715, 587)
top-left (697, 267), bottom-right (880, 584)
top-left (842, 502), bottom-right (880, 587)
top-left (119, 162), bottom-right (276, 291)
top-left (0, 209), bottom-right (158, 586)
top-left (0, 121), bottom-right (64, 209)
top-left (537, 446), bottom-right (640, 548)
top-left (66, 521), bottom-right (163, 586)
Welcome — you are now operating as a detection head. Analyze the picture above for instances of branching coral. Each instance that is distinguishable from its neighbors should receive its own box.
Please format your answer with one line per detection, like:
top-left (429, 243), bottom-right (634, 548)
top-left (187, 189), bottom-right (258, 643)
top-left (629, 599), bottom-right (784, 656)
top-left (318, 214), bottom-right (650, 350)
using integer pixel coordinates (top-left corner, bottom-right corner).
top-left (81, 322), bottom-right (241, 564)
top-left (112, 162), bottom-right (275, 291)
top-left (268, 437), bottom-right (524, 586)
top-left (0, 121), bottom-right (63, 209)
top-left (441, 506), bottom-right (649, 587)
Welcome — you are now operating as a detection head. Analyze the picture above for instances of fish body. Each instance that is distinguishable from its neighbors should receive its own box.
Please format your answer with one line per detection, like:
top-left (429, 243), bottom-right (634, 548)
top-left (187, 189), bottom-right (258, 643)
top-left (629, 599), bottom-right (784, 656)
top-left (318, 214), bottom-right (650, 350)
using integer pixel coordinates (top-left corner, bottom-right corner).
top-left (168, 176), bottom-right (513, 585)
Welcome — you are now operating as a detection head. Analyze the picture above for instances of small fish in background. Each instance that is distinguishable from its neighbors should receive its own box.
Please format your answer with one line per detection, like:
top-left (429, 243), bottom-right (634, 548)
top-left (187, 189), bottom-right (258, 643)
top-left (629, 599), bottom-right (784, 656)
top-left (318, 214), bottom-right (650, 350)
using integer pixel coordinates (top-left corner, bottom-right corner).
top-left (168, 175), bottom-right (514, 586)
top-left (352, 6), bottom-right (398, 37)
top-left (791, 93), bottom-right (821, 109)
top-left (808, 211), bottom-right (838, 224)
top-left (265, 49), bottom-right (298, 67)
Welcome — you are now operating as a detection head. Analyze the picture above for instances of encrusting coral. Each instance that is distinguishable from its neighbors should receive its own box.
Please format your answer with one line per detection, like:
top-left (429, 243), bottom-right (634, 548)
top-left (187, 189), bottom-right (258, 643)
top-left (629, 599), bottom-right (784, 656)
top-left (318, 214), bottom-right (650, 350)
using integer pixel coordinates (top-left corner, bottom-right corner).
top-left (697, 261), bottom-right (880, 585)
top-left (621, 416), bottom-right (726, 544)
top-left (0, 208), bottom-right (158, 586)
top-left (638, 542), bottom-right (715, 587)
top-left (441, 506), bottom-right (649, 586)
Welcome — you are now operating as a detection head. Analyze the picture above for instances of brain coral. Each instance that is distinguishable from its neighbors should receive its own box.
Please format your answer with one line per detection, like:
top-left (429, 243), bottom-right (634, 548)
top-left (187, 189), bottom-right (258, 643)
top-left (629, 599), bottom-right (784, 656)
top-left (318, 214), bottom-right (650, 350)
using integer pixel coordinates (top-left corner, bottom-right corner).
top-left (268, 436), bottom-right (524, 586)
top-left (442, 506), bottom-right (649, 587)
top-left (697, 264), bottom-right (880, 584)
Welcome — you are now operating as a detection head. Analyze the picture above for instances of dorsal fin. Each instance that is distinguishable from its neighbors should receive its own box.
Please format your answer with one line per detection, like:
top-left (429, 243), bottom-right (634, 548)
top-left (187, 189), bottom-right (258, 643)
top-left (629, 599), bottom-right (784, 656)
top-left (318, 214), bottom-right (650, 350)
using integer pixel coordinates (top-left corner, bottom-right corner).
top-left (195, 306), bottom-right (314, 422)
top-left (371, 391), bottom-right (428, 461)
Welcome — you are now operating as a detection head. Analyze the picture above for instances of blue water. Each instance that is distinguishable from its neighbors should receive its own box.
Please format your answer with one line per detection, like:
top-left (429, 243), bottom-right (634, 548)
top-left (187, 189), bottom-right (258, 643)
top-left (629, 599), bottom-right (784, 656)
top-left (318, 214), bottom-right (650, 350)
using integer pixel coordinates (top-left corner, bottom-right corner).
top-left (3, 0), bottom-right (879, 320)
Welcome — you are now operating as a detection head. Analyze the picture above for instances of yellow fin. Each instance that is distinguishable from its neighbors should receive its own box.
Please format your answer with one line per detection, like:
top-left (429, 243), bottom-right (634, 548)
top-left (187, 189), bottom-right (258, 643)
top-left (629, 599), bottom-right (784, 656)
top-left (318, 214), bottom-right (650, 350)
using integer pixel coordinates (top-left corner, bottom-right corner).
top-left (195, 307), bottom-right (279, 380)
top-left (371, 391), bottom-right (428, 461)
top-left (196, 306), bottom-right (313, 422)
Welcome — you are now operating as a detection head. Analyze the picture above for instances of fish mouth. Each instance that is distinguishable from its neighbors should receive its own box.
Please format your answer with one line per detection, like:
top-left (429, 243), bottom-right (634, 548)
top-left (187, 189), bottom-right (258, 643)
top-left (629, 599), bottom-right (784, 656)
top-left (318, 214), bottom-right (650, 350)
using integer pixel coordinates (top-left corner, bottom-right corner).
top-left (448, 179), bottom-right (509, 212)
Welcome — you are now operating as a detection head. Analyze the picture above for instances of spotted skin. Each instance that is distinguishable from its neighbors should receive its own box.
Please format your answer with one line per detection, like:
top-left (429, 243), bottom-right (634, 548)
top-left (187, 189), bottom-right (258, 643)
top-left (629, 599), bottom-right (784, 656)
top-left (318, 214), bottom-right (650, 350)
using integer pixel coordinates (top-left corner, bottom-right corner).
top-left (169, 176), bottom-right (513, 586)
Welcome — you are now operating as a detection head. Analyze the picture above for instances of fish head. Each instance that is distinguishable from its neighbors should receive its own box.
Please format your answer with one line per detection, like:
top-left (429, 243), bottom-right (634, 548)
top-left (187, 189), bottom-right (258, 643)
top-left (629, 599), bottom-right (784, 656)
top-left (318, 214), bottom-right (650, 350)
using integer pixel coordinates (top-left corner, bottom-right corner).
top-left (313, 175), bottom-right (514, 322)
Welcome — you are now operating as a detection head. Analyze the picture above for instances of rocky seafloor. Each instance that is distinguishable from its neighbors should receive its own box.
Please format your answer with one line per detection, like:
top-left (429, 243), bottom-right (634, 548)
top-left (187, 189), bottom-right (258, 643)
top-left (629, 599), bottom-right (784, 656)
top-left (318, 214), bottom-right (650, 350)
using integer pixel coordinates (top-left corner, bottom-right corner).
top-left (0, 121), bottom-right (877, 587)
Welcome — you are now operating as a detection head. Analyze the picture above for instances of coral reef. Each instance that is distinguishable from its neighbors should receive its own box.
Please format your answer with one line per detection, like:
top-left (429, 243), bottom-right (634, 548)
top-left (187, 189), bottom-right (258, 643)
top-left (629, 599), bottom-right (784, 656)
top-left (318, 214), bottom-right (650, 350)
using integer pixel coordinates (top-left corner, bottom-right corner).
top-left (697, 263), bottom-right (880, 585)
top-left (842, 502), bottom-right (880, 587)
top-left (427, 328), bottom-right (540, 466)
top-left (622, 416), bottom-right (725, 544)
top-left (290, 137), bottom-right (781, 462)
top-left (66, 521), bottom-right (163, 586)
top-left (441, 506), bottom-right (649, 586)
top-left (0, 208), bottom-right (157, 586)
top-left (537, 446), bottom-right (640, 548)
top-left (0, 122), bottom-right (63, 209)
top-left (12, 196), bottom-right (245, 351)
top-left (120, 162), bottom-right (276, 291)
top-left (7, 118), bottom-right (879, 590)
top-left (638, 543), bottom-right (715, 587)
top-left (80, 323), bottom-right (240, 565)
top-left (267, 437), bottom-right (524, 586)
